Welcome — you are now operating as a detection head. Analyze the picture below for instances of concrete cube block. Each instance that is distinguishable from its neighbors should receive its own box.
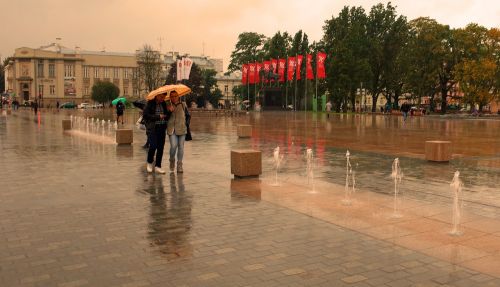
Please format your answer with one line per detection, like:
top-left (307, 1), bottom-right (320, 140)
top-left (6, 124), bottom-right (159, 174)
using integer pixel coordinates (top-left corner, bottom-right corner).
top-left (425, 140), bottom-right (452, 162)
top-left (237, 125), bottom-right (252, 138)
top-left (6, 109), bottom-right (12, 115)
top-left (62, 119), bottom-right (72, 130)
top-left (116, 129), bottom-right (133, 145)
top-left (231, 150), bottom-right (262, 178)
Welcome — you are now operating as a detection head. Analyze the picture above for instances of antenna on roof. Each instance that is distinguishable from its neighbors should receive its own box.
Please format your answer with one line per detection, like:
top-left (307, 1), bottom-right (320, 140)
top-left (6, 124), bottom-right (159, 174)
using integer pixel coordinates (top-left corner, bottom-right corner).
top-left (157, 36), bottom-right (164, 53)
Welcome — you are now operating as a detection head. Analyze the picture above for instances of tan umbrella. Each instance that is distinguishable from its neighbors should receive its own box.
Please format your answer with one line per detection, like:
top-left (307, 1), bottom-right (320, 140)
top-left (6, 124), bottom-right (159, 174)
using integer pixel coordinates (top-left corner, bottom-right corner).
top-left (145, 84), bottom-right (191, 101)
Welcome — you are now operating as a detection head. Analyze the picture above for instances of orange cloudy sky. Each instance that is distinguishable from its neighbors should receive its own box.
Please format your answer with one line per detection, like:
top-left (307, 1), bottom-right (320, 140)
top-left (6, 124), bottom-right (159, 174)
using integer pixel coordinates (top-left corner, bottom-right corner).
top-left (1, 0), bottom-right (499, 71)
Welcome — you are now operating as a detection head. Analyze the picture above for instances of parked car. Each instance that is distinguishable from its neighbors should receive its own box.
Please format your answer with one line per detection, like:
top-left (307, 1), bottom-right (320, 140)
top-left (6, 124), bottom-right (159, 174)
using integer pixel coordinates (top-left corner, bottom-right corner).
top-left (78, 103), bottom-right (91, 109)
top-left (92, 103), bottom-right (104, 109)
top-left (60, 102), bottom-right (76, 109)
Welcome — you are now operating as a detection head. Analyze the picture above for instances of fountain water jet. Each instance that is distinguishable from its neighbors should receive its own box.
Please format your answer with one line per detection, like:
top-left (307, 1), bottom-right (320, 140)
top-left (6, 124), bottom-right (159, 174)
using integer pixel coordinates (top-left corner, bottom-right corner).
top-left (342, 150), bottom-right (355, 205)
top-left (390, 158), bottom-right (404, 218)
top-left (449, 171), bottom-right (463, 236)
top-left (306, 148), bottom-right (315, 192)
top-left (271, 146), bottom-right (283, 186)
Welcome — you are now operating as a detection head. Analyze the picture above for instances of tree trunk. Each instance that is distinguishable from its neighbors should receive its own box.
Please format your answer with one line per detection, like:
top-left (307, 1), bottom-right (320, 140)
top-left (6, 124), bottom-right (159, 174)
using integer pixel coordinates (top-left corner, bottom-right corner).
top-left (371, 94), bottom-right (379, 112)
top-left (429, 94), bottom-right (435, 112)
top-left (440, 85), bottom-right (447, 114)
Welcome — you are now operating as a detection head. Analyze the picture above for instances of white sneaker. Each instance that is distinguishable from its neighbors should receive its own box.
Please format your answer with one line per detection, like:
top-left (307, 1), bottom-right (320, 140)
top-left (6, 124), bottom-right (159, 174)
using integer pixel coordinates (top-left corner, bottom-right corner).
top-left (155, 167), bottom-right (166, 174)
top-left (146, 163), bottom-right (153, 173)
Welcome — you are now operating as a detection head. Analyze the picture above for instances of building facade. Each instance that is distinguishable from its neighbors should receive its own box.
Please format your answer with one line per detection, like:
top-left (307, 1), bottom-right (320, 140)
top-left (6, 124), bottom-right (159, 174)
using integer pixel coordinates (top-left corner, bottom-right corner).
top-left (4, 43), bottom-right (228, 107)
top-left (4, 43), bottom-right (138, 107)
top-left (215, 71), bottom-right (241, 108)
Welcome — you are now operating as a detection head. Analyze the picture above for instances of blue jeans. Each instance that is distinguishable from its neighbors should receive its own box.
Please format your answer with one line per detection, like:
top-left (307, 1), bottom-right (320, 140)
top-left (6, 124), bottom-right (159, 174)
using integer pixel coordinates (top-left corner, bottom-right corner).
top-left (169, 134), bottom-right (186, 162)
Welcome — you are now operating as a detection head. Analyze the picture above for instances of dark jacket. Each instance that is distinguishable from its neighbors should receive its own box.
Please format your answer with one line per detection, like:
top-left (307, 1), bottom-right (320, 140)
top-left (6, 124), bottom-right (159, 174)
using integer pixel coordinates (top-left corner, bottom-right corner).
top-left (116, 102), bottom-right (125, 114)
top-left (143, 100), bottom-right (170, 130)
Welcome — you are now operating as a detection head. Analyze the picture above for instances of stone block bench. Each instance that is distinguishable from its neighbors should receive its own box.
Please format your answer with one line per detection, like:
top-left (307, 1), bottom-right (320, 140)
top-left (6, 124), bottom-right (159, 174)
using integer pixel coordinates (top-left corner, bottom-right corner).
top-left (116, 129), bottom-right (133, 145)
top-left (231, 150), bottom-right (262, 178)
top-left (237, 125), bottom-right (252, 138)
top-left (425, 140), bottom-right (452, 162)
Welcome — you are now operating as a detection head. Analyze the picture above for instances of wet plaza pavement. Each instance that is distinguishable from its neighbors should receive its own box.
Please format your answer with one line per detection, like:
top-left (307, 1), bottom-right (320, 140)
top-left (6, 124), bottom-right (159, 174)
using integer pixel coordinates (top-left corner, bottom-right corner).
top-left (1, 108), bottom-right (500, 286)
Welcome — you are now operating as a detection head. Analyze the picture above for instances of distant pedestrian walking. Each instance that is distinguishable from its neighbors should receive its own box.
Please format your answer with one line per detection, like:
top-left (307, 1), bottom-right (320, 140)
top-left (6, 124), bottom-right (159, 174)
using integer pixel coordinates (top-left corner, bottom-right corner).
top-left (400, 102), bottom-right (410, 122)
top-left (33, 101), bottom-right (38, 115)
top-left (116, 101), bottom-right (125, 124)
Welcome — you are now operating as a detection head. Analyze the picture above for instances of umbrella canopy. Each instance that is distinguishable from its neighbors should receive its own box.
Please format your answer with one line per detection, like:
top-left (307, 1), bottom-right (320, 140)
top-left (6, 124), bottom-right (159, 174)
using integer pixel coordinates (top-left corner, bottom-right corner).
top-left (132, 99), bottom-right (146, 110)
top-left (112, 97), bottom-right (127, 105)
top-left (146, 84), bottom-right (191, 101)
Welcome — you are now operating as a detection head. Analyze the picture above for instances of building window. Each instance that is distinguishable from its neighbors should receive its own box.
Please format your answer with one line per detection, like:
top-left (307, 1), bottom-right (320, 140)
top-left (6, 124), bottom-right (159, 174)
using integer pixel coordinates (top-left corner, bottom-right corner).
top-left (114, 68), bottom-right (119, 79)
top-left (123, 87), bottom-right (128, 96)
top-left (134, 89), bottom-right (139, 96)
top-left (83, 66), bottom-right (90, 78)
top-left (50, 85), bottom-right (55, 95)
top-left (49, 64), bottom-right (55, 78)
top-left (103, 67), bottom-right (109, 78)
top-left (84, 87), bottom-right (89, 96)
top-left (37, 60), bottom-right (44, 77)
top-left (38, 85), bottom-right (44, 96)
top-left (64, 64), bottom-right (75, 77)
top-left (132, 68), bottom-right (138, 79)
top-left (123, 68), bottom-right (129, 79)
top-left (94, 67), bottom-right (99, 78)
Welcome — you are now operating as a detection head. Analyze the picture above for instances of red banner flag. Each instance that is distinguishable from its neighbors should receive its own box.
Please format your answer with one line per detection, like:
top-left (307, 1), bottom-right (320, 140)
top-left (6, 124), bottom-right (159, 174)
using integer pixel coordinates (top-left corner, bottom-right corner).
top-left (263, 61), bottom-right (271, 83)
top-left (271, 59), bottom-right (278, 74)
top-left (242, 64), bottom-right (248, 84)
top-left (249, 63), bottom-right (256, 84)
top-left (263, 61), bottom-right (271, 72)
top-left (296, 55), bottom-right (303, 80)
top-left (256, 62), bottom-right (263, 83)
top-left (278, 59), bottom-right (286, 82)
top-left (287, 57), bottom-right (296, 81)
top-left (306, 54), bottom-right (314, 80)
top-left (316, 52), bottom-right (327, 79)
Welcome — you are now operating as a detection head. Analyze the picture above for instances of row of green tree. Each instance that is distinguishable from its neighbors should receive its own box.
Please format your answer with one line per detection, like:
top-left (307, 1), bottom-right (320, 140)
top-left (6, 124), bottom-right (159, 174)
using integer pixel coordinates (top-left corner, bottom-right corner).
top-left (228, 3), bottom-right (500, 113)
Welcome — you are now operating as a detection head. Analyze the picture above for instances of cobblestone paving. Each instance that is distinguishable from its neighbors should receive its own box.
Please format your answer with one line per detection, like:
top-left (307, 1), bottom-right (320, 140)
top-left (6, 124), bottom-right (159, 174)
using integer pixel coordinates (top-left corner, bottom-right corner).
top-left (1, 110), bottom-right (499, 286)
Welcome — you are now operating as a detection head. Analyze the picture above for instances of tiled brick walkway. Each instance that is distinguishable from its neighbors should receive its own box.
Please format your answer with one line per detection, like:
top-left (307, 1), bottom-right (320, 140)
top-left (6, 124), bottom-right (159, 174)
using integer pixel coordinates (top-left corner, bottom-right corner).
top-left (1, 110), bottom-right (499, 286)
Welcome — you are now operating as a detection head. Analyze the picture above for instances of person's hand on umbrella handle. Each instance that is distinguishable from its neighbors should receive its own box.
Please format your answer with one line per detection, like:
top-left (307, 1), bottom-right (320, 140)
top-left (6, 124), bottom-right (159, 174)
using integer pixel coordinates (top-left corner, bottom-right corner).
top-left (167, 105), bottom-right (174, 112)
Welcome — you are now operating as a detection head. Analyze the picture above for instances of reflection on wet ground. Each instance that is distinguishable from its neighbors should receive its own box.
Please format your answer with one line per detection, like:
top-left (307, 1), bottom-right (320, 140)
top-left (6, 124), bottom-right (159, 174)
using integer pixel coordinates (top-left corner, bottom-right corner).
top-left (1, 109), bottom-right (500, 286)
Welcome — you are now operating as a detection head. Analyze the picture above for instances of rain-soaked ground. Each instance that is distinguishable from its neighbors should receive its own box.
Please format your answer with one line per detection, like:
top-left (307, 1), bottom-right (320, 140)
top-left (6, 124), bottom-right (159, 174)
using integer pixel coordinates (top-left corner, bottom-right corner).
top-left (1, 108), bottom-right (500, 286)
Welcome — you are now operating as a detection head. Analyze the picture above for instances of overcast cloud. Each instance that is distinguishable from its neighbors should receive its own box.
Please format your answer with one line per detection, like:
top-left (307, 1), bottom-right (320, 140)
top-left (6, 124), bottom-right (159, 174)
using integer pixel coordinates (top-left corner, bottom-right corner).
top-left (1, 0), bottom-right (499, 71)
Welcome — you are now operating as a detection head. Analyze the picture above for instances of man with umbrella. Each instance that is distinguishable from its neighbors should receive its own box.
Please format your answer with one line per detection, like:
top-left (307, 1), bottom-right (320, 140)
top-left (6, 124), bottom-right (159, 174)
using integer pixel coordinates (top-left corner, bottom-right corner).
top-left (114, 98), bottom-right (125, 125)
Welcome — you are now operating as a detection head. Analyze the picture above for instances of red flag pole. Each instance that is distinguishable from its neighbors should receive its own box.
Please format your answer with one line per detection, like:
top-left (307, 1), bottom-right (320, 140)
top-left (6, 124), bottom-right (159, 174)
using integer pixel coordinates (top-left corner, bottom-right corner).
top-left (247, 62), bottom-right (250, 110)
top-left (304, 52), bottom-right (307, 112)
top-left (315, 46), bottom-right (318, 112)
top-left (285, 55), bottom-right (288, 109)
top-left (294, 53), bottom-right (297, 112)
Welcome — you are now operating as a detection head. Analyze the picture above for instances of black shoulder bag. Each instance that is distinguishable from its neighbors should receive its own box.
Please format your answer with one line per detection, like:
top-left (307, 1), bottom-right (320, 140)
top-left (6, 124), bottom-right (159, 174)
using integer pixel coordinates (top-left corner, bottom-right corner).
top-left (184, 104), bottom-right (192, 141)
